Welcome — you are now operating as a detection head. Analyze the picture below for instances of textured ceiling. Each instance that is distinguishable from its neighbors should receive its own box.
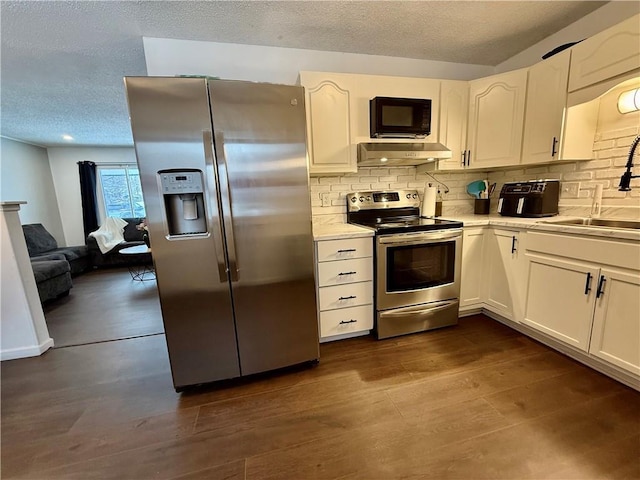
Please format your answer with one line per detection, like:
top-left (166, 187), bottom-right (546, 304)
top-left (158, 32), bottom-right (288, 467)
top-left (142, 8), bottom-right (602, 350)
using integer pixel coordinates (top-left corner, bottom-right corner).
top-left (0, 1), bottom-right (611, 147)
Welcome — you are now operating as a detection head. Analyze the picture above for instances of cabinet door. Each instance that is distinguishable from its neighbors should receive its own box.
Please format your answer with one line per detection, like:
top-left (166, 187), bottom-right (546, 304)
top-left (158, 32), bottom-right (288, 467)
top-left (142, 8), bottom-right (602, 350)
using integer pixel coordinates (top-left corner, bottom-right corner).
top-left (521, 50), bottom-right (570, 165)
top-left (460, 227), bottom-right (485, 308)
top-left (568, 14), bottom-right (640, 92)
top-left (467, 69), bottom-right (528, 168)
top-left (484, 229), bottom-right (519, 320)
top-left (589, 268), bottom-right (640, 375)
top-left (303, 79), bottom-right (355, 175)
top-left (438, 80), bottom-right (469, 170)
top-left (523, 254), bottom-right (599, 351)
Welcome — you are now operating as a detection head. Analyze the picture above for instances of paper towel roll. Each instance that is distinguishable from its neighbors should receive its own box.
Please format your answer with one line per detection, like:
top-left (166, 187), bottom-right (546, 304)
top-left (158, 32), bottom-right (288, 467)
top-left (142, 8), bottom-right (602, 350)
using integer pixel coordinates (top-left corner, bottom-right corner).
top-left (422, 186), bottom-right (437, 218)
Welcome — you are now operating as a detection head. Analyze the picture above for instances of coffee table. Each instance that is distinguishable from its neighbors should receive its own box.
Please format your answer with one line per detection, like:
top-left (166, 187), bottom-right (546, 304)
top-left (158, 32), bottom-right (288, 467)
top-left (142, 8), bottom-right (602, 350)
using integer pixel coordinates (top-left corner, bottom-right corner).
top-left (119, 245), bottom-right (155, 281)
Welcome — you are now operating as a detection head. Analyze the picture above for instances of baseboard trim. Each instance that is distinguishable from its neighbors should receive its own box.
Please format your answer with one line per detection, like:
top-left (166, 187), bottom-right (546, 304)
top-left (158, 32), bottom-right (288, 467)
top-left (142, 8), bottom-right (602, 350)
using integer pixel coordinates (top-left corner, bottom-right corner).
top-left (479, 309), bottom-right (640, 391)
top-left (1, 337), bottom-right (54, 361)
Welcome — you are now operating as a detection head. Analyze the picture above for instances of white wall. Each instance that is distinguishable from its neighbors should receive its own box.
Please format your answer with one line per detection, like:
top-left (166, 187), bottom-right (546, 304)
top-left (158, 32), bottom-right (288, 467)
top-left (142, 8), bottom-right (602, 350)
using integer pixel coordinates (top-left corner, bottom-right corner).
top-left (143, 37), bottom-right (494, 83)
top-left (1, 202), bottom-right (53, 361)
top-left (495, 2), bottom-right (640, 72)
top-left (47, 147), bottom-right (137, 245)
top-left (0, 137), bottom-right (65, 244)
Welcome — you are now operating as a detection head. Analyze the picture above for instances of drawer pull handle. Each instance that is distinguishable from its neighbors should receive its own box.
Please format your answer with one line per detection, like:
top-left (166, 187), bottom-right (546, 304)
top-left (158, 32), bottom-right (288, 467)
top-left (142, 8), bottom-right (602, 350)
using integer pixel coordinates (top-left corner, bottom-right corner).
top-left (338, 271), bottom-right (356, 276)
top-left (337, 249), bottom-right (356, 253)
top-left (338, 295), bottom-right (356, 301)
top-left (339, 319), bottom-right (357, 325)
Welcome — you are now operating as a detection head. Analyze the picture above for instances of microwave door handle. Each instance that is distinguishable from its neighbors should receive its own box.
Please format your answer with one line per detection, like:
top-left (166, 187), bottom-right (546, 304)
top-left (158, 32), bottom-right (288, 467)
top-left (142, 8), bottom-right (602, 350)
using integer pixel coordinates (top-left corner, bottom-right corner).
top-left (202, 130), bottom-right (229, 283)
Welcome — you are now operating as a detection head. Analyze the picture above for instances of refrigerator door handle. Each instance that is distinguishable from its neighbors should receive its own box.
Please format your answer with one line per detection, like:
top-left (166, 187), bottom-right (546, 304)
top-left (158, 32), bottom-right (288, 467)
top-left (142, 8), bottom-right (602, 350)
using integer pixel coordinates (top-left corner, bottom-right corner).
top-left (202, 130), bottom-right (230, 282)
top-left (211, 130), bottom-right (239, 282)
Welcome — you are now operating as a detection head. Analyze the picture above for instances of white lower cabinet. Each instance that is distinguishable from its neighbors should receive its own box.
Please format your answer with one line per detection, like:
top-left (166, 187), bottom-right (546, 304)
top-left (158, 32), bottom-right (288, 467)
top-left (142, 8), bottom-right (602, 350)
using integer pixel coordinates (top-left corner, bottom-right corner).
top-left (483, 228), bottom-right (528, 322)
top-left (589, 268), bottom-right (640, 375)
top-left (523, 254), bottom-right (599, 350)
top-left (460, 227), bottom-right (486, 309)
top-left (524, 232), bottom-right (640, 376)
top-left (315, 236), bottom-right (374, 342)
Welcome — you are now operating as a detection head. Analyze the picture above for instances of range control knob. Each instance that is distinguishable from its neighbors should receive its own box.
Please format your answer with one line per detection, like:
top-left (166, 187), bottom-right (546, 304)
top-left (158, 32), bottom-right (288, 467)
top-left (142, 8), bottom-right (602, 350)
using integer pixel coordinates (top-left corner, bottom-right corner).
top-left (366, 196), bottom-right (372, 201)
top-left (412, 193), bottom-right (418, 199)
top-left (406, 193), bottom-right (411, 199)
top-left (350, 196), bottom-right (357, 203)
top-left (359, 196), bottom-right (365, 202)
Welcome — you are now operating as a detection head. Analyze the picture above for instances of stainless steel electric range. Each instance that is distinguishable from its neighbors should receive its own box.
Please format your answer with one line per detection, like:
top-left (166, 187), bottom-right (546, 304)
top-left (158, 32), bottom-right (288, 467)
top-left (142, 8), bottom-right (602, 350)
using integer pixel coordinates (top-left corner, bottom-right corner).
top-left (347, 190), bottom-right (463, 339)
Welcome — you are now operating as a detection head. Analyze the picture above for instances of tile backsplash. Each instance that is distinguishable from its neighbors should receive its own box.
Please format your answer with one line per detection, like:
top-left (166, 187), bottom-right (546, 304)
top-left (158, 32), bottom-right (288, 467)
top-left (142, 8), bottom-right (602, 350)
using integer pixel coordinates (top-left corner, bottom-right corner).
top-left (311, 126), bottom-right (640, 225)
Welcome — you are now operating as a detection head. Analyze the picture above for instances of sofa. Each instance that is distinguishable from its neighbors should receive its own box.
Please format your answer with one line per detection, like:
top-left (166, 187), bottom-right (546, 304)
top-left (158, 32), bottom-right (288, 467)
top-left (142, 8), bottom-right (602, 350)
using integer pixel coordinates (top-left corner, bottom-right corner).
top-left (22, 223), bottom-right (91, 303)
top-left (86, 217), bottom-right (152, 268)
top-left (30, 254), bottom-right (73, 303)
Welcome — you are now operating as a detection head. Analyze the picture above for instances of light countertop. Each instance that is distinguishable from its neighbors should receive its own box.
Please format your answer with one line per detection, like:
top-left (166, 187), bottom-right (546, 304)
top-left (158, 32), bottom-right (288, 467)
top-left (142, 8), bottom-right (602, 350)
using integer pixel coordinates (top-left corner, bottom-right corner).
top-left (313, 223), bottom-right (374, 241)
top-left (314, 215), bottom-right (640, 242)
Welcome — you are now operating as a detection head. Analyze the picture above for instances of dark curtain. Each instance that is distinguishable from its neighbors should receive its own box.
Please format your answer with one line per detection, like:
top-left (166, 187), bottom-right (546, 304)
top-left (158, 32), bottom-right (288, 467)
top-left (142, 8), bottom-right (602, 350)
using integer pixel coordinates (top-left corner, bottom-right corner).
top-left (78, 161), bottom-right (99, 237)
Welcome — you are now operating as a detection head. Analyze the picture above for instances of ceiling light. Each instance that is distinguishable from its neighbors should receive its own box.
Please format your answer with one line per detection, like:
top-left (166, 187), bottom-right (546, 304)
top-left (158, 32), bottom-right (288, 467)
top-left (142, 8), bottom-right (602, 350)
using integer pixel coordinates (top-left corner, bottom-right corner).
top-left (62, 134), bottom-right (74, 141)
top-left (380, 157), bottom-right (388, 163)
top-left (617, 88), bottom-right (640, 114)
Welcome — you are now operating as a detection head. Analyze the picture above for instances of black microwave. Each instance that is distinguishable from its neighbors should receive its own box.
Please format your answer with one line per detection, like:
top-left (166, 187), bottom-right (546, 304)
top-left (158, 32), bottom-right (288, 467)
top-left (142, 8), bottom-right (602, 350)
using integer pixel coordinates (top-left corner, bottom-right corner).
top-left (370, 96), bottom-right (432, 138)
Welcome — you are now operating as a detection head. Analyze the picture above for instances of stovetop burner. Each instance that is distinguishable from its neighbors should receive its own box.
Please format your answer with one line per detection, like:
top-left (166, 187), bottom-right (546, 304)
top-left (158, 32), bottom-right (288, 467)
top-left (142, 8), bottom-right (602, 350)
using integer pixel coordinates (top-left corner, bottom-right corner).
top-left (346, 189), bottom-right (462, 235)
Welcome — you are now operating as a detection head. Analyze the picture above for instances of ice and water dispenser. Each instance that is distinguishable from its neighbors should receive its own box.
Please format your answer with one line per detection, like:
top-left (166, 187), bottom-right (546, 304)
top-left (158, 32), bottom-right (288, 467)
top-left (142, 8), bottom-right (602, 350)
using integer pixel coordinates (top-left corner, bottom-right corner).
top-left (159, 170), bottom-right (207, 236)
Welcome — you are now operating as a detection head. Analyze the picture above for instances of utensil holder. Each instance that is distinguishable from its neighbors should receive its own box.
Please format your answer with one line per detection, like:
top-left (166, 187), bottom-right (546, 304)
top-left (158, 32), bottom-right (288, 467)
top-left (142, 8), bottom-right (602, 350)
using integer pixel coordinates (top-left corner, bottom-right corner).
top-left (474, 198), bottom-right (490, 215)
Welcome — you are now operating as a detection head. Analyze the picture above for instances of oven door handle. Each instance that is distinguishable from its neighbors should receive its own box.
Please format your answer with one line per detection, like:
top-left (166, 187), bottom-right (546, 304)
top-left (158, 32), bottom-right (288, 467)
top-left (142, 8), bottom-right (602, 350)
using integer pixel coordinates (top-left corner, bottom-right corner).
top-left (378, 229), bottom-right (462, 245)
top-left (380, 300), bottom-right (457, 318)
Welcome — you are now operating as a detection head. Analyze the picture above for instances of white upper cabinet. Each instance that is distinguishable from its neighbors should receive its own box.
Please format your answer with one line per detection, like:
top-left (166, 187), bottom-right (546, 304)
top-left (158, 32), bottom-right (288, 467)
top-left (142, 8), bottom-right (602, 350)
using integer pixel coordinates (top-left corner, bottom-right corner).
top-left (568, 14), bottom-right (640, 92)
top-left (467, 68), bottom-right (528, 169)
top-left (300, 72), bottom-right (356, 175)
top-left (300, 71), bottom-right (440, 175)
top-left (438, 80), bottom-right (469, 170)
top-left (522, 50), bottom-right (574, 164)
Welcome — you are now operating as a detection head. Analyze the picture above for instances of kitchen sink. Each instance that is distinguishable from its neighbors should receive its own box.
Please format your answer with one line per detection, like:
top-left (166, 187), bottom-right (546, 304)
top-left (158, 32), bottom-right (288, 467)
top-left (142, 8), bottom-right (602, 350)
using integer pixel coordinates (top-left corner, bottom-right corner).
top-left (542, 218), bottom-right (640, 230)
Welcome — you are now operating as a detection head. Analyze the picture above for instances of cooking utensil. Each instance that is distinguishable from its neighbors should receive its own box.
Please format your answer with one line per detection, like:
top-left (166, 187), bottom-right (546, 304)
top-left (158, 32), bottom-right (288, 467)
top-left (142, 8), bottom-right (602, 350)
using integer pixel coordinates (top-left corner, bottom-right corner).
top-left (488, 183), bottom-right (496, 197)
top-left (466, 180), bottom-right (486, 199)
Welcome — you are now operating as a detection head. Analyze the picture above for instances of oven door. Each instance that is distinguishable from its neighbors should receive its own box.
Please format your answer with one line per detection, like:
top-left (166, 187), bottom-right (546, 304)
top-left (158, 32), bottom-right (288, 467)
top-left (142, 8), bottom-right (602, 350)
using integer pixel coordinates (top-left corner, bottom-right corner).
top-left (376, 229), bottom-right (462, 311)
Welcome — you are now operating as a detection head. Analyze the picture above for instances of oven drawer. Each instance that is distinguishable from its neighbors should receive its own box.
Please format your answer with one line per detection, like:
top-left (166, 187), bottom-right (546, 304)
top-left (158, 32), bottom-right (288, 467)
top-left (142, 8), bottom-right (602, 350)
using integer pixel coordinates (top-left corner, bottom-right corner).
top-left (318, 281), bottom-right (373, 311)
top-left (319, 304), bottom-right (374, 337)
top-left (317, 258), bottom-right (374, 287)
top-left (316, 237), bottom-right (373, 263)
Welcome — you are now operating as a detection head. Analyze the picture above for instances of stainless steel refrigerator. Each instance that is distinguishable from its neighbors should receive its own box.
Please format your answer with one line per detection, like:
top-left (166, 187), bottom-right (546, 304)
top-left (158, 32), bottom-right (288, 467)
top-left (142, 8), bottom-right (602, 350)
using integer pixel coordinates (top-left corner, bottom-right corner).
top-left (124, 77), bottom-right (319, 391)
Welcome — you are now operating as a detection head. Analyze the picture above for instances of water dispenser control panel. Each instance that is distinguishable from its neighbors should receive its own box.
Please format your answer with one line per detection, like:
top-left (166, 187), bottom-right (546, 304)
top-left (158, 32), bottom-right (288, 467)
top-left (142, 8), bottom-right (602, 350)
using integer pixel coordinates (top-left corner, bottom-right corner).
top-left (160, 172), bottom-right (204, 194)
top-left (159, 169), bottom-right (207, 236)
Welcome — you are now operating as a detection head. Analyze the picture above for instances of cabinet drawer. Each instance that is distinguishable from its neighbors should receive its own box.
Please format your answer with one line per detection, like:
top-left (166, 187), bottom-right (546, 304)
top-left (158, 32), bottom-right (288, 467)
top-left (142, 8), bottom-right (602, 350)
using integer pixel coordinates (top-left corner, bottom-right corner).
top-left (318, 281), bottom-right (372, 311)
top-left (319, 304), bottom-right (374, 338)
top-left (317, 257), bottom-right (373, 287)
top-left (316, 237), bottom-right (373, 262)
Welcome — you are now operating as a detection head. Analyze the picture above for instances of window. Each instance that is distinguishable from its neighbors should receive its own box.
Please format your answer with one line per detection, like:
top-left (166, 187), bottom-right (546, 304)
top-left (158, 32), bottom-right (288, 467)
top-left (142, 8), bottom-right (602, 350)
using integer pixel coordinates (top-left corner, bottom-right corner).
top-left (97, 165), bottom-right (146, 220)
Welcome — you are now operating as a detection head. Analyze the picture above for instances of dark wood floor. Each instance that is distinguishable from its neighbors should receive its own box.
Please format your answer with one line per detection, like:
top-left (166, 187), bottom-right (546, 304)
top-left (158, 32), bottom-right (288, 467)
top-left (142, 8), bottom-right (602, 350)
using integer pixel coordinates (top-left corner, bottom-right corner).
top-left (43, 268), bottom-right (163, 347)
top-left (2, 273), bottom-right (639, 479)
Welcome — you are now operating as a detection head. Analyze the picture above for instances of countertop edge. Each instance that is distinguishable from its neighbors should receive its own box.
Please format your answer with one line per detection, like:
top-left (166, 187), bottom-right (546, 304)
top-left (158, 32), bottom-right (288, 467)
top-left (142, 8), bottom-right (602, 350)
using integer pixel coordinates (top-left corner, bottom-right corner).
top-left (314, 216), bottom-right (640, 242)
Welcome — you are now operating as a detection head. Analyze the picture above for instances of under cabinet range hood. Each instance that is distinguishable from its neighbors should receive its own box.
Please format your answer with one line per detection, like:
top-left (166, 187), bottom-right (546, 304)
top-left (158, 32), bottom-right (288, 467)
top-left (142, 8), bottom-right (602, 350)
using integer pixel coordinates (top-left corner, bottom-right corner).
top-left (357, 142), bottom-right (452, 167)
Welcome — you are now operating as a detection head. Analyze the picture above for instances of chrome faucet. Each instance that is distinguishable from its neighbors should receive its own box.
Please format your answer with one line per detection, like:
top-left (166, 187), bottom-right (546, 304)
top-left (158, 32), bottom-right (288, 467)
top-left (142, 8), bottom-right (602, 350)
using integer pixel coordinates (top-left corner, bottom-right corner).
top-left (618, 135), bottom-right (640, 191)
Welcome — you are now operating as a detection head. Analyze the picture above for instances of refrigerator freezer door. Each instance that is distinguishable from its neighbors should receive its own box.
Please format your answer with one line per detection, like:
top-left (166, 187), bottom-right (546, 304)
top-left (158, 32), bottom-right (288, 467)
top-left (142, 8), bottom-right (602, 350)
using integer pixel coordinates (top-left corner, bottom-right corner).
top-left (125, 77), bottom-right (240, 388)
top-left (208, 80), bottom-right (319, 375)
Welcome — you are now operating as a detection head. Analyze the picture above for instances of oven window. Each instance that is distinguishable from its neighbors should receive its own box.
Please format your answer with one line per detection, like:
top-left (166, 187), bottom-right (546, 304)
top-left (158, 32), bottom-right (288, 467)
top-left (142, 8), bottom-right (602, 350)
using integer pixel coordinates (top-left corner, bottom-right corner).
top-left (386, 241), bottom-right (455, 292)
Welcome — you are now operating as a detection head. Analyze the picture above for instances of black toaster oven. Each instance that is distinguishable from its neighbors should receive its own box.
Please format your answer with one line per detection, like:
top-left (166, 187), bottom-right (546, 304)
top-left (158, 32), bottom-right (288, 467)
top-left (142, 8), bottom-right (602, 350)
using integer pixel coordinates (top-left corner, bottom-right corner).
top-left (497, 180), bottom-right (560, 217)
